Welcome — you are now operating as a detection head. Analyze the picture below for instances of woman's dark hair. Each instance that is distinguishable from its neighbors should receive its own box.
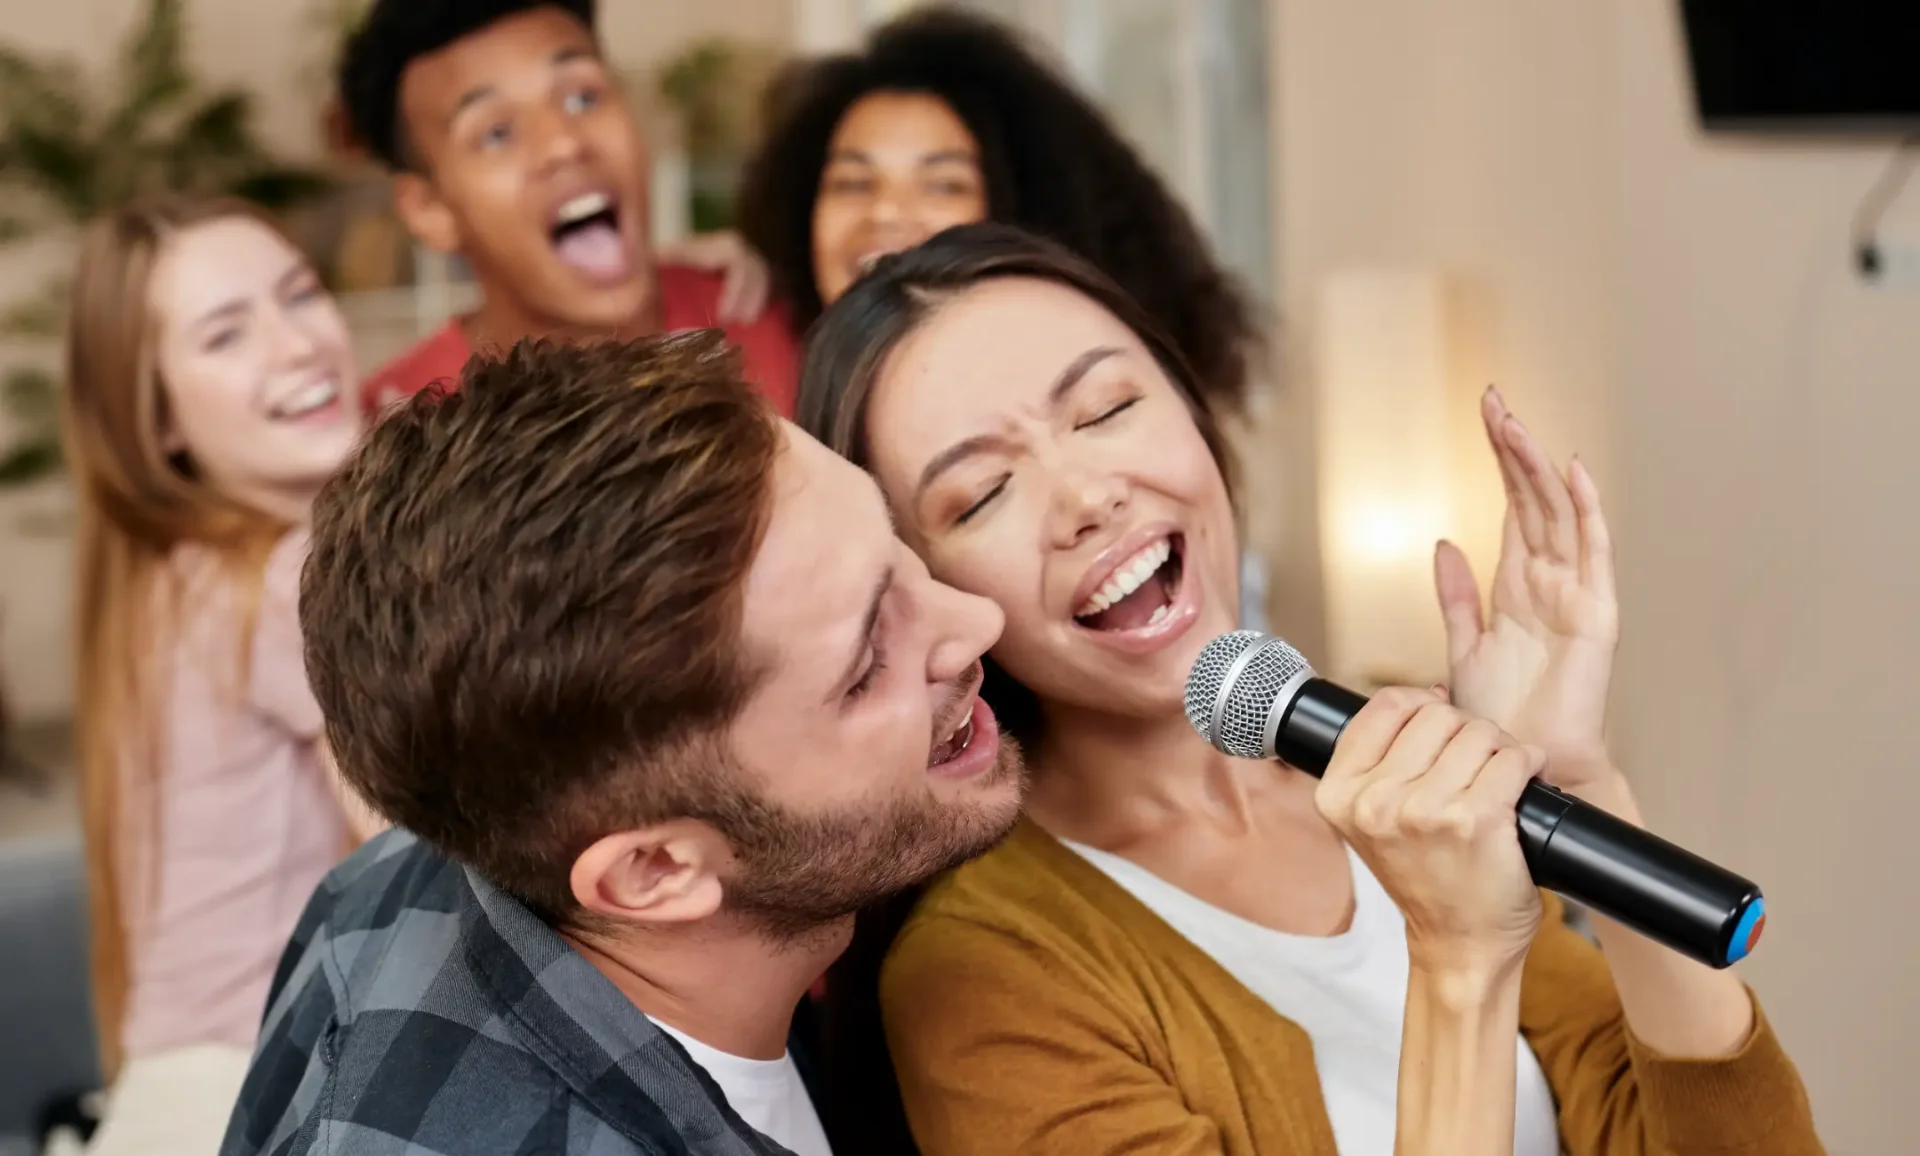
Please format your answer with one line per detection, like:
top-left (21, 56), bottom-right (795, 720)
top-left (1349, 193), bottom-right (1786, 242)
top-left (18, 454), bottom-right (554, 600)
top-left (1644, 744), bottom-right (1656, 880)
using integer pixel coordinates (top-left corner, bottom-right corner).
top-left (738, 4), bottom-right (1264, 413)
top-left (799, 222), bottom-right (1237, 1156)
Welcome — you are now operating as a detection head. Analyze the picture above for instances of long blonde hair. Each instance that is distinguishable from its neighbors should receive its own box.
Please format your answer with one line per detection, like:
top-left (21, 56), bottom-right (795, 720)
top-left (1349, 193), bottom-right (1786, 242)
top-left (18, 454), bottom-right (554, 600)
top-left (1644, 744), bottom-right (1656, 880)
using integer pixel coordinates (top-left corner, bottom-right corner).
top-left (65, 193), bottom-right (293, 1076)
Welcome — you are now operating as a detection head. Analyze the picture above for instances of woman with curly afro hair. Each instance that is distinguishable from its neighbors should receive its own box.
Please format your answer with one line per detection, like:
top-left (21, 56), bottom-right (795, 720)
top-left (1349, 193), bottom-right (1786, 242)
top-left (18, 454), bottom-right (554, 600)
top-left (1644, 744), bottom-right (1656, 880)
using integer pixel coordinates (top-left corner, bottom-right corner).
top-left (737, 4), bottom-right (1274, 632)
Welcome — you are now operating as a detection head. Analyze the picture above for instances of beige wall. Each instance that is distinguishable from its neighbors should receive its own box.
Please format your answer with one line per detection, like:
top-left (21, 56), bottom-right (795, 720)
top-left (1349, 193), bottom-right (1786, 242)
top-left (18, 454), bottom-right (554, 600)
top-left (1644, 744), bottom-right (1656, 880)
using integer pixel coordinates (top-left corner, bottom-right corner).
top-left (0, 0), bottom-right (790, 719)
top-left (1611, 5), bottom-right (1920, 1145)
top-left (1275, 0), bottom-right (1919, 1148)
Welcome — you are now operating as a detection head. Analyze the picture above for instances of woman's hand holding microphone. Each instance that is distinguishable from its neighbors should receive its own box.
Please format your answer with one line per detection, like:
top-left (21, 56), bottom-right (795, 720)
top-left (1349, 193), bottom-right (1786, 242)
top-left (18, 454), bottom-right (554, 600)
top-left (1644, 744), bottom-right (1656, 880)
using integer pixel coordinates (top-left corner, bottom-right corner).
top-left (1314, 686), bottom-right (1545, 1156)
top-left (1316, 686), bottom-right (1546, 983)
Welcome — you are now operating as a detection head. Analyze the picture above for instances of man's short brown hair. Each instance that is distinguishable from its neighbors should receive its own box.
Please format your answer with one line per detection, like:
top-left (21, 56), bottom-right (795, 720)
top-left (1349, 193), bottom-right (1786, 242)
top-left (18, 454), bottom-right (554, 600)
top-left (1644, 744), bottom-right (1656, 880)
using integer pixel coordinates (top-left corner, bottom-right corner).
top-left (301, 332), bottom-right (781, 917)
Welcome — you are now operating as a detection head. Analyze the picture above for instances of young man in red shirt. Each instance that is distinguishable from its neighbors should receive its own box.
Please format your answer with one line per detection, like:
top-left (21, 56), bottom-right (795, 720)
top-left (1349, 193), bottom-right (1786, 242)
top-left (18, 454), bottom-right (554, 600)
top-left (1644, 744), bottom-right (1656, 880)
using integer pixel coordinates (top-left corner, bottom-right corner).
top-left (338, 0), bottom-right (799, 415)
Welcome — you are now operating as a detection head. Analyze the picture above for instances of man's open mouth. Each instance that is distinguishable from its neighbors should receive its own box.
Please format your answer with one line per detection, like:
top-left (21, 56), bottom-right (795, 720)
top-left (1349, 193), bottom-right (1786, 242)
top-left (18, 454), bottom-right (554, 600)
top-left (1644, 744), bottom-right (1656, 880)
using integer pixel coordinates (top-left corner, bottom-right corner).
top-left (550, 191), bottom-right (628, 278)
top-left (929, 707), bottom-right (977, 767)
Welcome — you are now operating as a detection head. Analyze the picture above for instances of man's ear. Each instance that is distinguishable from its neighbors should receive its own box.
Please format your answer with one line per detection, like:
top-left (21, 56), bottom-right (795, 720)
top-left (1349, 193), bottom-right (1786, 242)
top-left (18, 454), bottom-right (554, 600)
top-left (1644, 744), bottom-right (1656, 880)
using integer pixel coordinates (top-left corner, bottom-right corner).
top-left (569, 820), bottom-right (730, 927)
top-left (392, 171), bottom-right (461, 255)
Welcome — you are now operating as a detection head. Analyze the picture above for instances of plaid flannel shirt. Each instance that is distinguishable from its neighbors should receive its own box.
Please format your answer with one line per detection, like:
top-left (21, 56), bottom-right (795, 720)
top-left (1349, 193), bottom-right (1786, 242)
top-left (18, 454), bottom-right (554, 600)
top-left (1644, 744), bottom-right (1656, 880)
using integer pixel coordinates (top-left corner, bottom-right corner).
top-left (220, 831), bottom-right (817, 1156)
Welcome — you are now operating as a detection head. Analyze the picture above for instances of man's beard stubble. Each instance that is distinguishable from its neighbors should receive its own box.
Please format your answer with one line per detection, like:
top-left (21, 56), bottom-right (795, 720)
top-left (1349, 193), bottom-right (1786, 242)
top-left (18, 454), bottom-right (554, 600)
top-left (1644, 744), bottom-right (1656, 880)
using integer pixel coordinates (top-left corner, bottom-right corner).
top-left (700, 734), bottom-right (1027, 943)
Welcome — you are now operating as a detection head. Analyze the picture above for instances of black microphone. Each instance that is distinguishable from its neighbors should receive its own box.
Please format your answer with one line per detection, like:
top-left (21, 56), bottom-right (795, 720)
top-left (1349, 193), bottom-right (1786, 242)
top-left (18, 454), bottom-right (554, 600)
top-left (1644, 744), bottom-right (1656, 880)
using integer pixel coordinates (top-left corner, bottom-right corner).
top-left (1184, 630), bottom-right (1766, 969)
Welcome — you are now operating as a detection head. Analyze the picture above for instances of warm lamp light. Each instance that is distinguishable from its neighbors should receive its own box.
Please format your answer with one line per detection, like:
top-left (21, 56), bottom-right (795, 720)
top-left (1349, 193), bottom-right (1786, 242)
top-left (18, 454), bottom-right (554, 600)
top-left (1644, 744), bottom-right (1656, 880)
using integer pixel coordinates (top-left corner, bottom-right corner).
top-left (1342, 499), bottom-right (1450, 565)
top-left (1314, 269), bottom-right (1469, 690)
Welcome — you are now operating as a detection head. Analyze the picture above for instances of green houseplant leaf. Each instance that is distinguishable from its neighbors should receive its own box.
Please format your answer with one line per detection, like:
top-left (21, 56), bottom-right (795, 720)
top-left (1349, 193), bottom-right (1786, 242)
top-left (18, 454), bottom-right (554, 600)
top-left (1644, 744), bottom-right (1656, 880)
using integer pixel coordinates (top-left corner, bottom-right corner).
top-left (0, 48), bottom-right (86, 141)
top-left (113, 0), bottom-right (190, 120)
top-left (1, 124), bottom-right (96, 217)
top-left (0, 288), bottom-right (63, 340)
top-left (227, 166), bottom-right (336, 210)
top-left (2, 364), bottom-right (59, 424)
top-left (0, 365), bottom-right (60, 486)
top-left (0, 439), bottom-right (61, 485)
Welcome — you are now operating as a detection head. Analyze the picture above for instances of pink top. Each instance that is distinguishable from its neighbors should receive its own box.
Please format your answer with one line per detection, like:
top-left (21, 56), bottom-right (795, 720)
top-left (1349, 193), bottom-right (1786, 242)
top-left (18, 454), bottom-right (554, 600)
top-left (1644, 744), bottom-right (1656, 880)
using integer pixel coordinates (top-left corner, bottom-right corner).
top-left (118, 528), bottom-right (349, 1058)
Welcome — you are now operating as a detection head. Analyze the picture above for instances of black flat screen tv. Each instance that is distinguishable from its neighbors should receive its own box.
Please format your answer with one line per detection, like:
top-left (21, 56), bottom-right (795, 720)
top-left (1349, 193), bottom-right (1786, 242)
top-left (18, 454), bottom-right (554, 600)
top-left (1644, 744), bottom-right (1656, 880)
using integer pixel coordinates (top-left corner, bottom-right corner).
top-left (1679, 1), bottom-right (1920, 132)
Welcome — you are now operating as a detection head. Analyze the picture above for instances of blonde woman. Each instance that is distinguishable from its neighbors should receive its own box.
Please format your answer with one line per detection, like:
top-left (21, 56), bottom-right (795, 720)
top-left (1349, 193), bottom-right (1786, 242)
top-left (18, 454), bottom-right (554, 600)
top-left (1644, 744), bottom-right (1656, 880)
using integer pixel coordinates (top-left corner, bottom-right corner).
top-left (64, 193), bottom-right (382, 1155)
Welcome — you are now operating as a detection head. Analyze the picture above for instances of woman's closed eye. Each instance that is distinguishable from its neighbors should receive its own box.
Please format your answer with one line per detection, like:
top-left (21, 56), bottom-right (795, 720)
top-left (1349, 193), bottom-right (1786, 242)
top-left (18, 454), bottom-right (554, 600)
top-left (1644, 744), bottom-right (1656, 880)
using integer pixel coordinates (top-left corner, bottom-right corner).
top-left (286, 275), bottom-right (324, 307)
top-left (1075, 397), bottom-right (1139, 430)
top-left (955, 477), bottom-right (1009, 526)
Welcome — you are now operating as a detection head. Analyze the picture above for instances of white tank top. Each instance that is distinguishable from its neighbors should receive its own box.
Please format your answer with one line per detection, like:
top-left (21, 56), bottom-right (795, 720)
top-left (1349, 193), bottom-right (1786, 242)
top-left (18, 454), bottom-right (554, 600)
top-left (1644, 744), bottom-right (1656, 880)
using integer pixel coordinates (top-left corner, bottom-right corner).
top-left (1063, 840), bottom-right (1561, 1155)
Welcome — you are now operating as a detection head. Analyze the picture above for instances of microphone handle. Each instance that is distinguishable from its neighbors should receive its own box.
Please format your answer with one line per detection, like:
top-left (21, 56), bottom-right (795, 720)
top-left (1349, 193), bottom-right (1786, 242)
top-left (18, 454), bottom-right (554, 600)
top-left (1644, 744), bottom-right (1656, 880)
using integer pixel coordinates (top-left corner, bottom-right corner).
top-left (1274, 679), bottom-right (1765, 969)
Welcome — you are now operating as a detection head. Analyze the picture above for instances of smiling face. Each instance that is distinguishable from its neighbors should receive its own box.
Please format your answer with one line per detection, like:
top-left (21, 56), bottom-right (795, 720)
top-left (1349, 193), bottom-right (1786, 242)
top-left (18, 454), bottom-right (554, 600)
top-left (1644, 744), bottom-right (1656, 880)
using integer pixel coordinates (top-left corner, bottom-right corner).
top-left (711, 424), bottom-right (1026, 932)
top-left (147, 216), bottom-right (361, 520)
top-left (392, 7), bottom-right (654, 333)
top-left (810, 91), bottom-right (989, 307)
top-left (861, 277), bottom-right (1240, 723)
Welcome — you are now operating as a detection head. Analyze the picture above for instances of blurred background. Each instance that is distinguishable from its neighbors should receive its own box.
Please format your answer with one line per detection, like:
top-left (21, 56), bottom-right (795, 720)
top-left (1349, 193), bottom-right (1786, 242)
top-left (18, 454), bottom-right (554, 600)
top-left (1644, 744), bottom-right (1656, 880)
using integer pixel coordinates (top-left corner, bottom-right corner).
top-left (2, 0), bottom-right (1915, 1151)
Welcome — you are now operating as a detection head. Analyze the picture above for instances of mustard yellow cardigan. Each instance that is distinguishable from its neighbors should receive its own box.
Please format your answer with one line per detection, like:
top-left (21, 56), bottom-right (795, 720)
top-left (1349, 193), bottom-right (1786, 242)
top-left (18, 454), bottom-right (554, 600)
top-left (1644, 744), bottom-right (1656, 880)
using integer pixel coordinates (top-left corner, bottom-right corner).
top-left (879, 817), bottom-right (1823, 1155)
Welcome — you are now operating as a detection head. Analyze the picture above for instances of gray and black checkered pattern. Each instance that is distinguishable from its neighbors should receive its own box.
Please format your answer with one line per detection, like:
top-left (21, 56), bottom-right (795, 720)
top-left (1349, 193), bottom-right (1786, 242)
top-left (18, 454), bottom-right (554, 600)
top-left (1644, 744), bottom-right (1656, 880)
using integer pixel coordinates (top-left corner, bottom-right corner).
top-left (219, 832), bottom-right (806, 1156)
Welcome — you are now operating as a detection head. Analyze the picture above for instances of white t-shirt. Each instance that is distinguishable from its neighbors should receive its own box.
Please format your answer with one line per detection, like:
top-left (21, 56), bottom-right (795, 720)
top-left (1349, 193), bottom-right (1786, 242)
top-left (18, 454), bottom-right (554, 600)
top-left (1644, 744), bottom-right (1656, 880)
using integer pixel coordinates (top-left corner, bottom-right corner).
top-left (1064, 840), bottom-right (1561, 1156)
top-left (649, 1018), bottom-right (833, 1156)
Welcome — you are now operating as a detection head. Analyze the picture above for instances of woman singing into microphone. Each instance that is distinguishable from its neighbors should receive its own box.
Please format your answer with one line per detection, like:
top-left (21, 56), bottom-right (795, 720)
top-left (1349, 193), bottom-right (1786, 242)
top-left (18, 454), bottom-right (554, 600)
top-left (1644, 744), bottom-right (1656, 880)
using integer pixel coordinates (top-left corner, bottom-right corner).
top-left (797, 224), bottom-right (1821, 1155)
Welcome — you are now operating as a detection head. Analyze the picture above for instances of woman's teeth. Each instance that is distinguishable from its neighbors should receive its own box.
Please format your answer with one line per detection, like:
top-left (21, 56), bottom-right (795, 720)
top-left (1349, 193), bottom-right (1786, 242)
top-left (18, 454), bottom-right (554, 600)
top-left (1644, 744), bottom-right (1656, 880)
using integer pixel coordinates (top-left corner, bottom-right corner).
top-left (1077, 538), bottom-right (1173, 618)
top-left (270, 378), bottom-right (340, 419)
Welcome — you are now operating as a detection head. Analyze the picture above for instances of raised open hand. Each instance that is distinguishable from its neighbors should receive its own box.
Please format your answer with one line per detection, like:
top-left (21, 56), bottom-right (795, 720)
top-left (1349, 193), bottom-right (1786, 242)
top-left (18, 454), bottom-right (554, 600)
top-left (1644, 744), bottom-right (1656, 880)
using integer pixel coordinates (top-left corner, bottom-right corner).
top-left (1435, 387), bottom-right (1619, 796)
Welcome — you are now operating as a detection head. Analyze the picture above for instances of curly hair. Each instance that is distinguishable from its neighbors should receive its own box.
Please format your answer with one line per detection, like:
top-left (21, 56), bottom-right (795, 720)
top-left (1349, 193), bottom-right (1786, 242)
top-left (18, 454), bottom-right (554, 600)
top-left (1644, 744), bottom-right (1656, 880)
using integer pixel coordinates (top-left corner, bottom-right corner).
top-left (736, 5), bottom-right (1265, 414)
top-left (337, 0), bottom-right (596, 171)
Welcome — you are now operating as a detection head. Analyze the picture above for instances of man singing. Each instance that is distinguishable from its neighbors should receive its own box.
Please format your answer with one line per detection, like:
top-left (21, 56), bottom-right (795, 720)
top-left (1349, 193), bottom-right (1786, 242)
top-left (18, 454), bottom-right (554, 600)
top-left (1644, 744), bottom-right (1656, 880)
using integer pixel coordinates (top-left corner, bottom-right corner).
top-left (219, 333), bottom-right (1023, 1155)
top-left (339, 0), bottom-right (800, 413)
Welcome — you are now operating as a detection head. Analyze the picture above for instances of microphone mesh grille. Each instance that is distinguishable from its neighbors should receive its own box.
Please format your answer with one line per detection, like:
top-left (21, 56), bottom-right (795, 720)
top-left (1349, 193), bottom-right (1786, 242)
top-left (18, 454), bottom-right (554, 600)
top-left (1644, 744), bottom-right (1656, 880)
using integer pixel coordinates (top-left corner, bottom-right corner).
top-left (1184, 631), bottom-right (1311, 757)
top-left (1184, 630), bottom-right (1264, 738)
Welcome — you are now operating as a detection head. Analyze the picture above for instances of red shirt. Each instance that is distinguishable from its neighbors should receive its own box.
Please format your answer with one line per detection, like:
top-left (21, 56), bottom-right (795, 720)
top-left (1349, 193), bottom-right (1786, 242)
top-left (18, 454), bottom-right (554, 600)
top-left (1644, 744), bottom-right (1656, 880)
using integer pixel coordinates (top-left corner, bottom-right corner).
top-left (360, 264), bottom-right (801, 418)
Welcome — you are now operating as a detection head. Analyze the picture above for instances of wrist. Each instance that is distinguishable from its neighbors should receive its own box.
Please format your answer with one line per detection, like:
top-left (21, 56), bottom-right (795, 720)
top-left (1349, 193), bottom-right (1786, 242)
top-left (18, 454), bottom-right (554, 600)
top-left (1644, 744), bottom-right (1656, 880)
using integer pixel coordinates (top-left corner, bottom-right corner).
top-left (1405, 943), bottom-right (1527, 1011)
top-left (1565, 765), bottom-right (1642, 822)
top-left (1399, 953), bottom-right (1525, 1156)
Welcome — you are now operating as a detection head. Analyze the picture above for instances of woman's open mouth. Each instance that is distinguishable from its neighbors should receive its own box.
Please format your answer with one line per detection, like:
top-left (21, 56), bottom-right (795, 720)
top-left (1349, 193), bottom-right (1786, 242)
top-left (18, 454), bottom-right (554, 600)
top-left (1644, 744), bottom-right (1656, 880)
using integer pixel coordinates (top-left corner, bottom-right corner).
top-left (1069, 531), bottom-right (1204, 655)
top-left (1074, 534), bottom-right (1184, 631)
